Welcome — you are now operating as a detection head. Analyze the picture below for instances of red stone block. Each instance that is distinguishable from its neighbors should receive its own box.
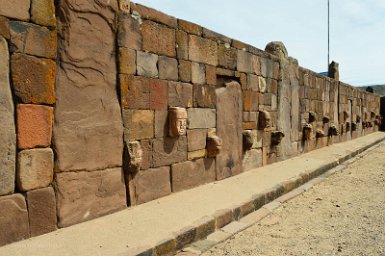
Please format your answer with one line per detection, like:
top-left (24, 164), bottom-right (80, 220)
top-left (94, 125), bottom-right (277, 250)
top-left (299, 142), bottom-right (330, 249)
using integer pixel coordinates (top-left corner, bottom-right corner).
top-left (120, 75), bottom-right (150, 109)
top-left (17, 104), bottom-right (53, 149)
top-left (149, 79), bottom-right (168, 110)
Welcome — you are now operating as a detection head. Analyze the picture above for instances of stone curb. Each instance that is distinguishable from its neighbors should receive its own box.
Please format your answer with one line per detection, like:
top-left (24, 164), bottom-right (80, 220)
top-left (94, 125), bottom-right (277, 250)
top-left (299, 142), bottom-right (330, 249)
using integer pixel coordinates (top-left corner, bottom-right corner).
top-left (131, 136), bottom-right (385, 256)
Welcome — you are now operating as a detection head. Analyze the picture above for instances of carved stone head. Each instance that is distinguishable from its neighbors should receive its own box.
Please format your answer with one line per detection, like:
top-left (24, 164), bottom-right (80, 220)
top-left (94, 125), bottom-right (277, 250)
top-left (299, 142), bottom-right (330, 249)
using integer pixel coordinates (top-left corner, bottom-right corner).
top-left (343, 111), bottom-right (349, 121)
top-left (258, 111), bottom-right (271, 130)
top-left (316, 129), bottom-right (325, 138)
top-left (328, 124), bottom-right (339, 136)
top-left (346, 122), bottom-right (351, 132)
top-left (271, 131), bottom-right (285, 145)
top-left (323, 116), bottom-right (330, 124)
top-left (206, 135), bottom-right (222, 158)
top-left (126, 141), bottom-right (143, 174)
top-left (309, 112), bottom-right (317, 123)
top-left (242, 131), bottom-right (254, 151)
top-left (371, 112), bottom-right (376, 119)
top-left (351, 122), bottom-right (357, 131)
top-left (303, 124), bottom-right (313, 141)
top-left (328, 61), bottom-right (339, 81)
top-left (119, 0), bottom-right (131, 13)
top-left (356, 115), bottom-right (361, 123)
top-left (168, 107), bottom-right (187, 137)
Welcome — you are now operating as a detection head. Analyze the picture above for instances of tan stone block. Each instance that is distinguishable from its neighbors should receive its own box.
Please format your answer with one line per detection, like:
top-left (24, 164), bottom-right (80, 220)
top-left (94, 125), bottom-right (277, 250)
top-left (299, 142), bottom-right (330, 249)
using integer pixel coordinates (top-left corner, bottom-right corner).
top-left (203, 27), bottom-right (231, 44)
top-left (189, 35), bottom-right (218, 66)
top-left (178, 19), bottom-right (202, 35)
top-left (0, 0), bottom-right (30, 21)
top-left (117, 15), bottom-right (142, 50)
top-left (0, 16), bottom-right (10, 39)
top-left (248, 74), bottom-right (259, 91)
top-left (206, 65), bottom-right (217, 85)
top-left (187, 108), bottom-right (216, 129)
top-left (214, 209), bottom-right (233, 229)
top-left (31, 0), bottom-right (56, 27)
top-left (123, 109), bottom-right (154, 141)
top-left (137, 51), bottom-right (158, 78)
top-left (17, 148), bottom-right (54, 192)
top-left (142, 20), bottom-right (176, 57)
top-left (17, 104), bottom-right (53, 149)
top-left (187, 129), bottom-right (207, 152)
top-left (243, 148), bottom-right (263, 171)
top-left (188, 149), bottom-right (206, 160)
top-left (237, 50), bottom-right (253, 73)
top-left (191, 62), bottom-right (206, 85)
top-left (168, 81), bottom-right (193, 108)
top-left (118, 47), bottom-right (136, 75)
top-left (11, 53), bottom-right (56, 104)
top-left (159, 56), bottom-right (178, 81)
top-left (232, 39), bottom-right (248, 50)
top-left (193, 84), bottom-right (216, 108)
top-left (152, 136), bottom-right (187, 167)
top-left (176, 30), bottom-right (188, 60)
top-left (179, 59), bottom-right (192, 83)
top-left (243, 122), bottom-right (257, 130)
top-left (218, 43), bottom-right (237, 70)
top-left (120, 75), bottom-right (150, 109)
top-left (131, 2), bottom-right (177, 28)
top-left (216, 67), bottom-right (235, 77)
top-left (154, 110), bottom-right (168, 138)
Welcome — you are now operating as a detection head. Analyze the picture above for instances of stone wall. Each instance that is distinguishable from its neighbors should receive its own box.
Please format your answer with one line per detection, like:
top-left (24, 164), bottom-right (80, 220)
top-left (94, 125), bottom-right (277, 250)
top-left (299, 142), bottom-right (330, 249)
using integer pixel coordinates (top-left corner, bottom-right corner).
top-left (0, 0), bottom-right (381, 247)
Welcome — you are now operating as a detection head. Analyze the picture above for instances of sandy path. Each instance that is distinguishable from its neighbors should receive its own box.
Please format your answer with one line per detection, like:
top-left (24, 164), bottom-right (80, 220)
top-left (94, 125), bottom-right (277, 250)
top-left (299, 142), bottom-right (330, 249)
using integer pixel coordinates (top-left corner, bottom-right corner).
top-left (203, 142), bottom-right (385, 256)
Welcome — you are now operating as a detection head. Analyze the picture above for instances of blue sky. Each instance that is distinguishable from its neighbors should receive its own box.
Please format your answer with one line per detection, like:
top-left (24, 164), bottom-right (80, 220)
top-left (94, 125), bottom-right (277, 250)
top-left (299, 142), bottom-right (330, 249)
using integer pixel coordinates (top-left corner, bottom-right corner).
top-left (133, 0), bottom-right (385, 86)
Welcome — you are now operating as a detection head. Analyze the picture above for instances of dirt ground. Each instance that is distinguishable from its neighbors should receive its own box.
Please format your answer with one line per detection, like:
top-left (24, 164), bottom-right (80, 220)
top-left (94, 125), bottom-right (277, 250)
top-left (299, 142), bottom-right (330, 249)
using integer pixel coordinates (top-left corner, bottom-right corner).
top-left (203, 142), bottom-right (385, 256)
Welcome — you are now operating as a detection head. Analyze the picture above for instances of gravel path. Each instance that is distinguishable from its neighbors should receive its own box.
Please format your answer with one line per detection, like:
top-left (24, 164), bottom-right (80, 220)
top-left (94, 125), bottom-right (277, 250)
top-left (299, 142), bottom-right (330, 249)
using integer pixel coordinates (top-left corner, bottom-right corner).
top-left (203, 142), bottom-right (385, 256)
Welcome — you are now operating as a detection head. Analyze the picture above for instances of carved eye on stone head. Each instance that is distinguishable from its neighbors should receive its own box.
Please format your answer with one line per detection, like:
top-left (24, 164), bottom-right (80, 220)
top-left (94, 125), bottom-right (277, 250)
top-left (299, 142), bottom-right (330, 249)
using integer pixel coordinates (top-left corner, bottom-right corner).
top-left (309, 112), bottom-right (317, 123)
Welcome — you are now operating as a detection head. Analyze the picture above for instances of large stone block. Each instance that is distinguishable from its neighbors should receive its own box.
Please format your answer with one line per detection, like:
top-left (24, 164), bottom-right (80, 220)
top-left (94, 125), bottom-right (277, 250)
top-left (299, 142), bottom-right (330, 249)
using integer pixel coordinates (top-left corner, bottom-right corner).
top-left (176, 30), bottom-right (188, 60)
top-left (137, 51), bottom-right (158, 78)
top-left (218, 43), bottom-right (237, 70)
top-left (142, 20), bottom-right (176, 57)
top-left (0, 194), bottom-right (29, 246)
top-left (178, 19), bottom-right (202, 35)
top-left (171, 158), bottom-right (215, 192)
top-left (128, 167), bottom-right (171, 205)
top-left (10, 21), bottom-right (57, 59)
top-left (17, 148), bottom-right (53, 192)
top-left (191, 62), bottom-right (206, 85)
top-left (31, 0), bottom-right (56, 27)
top-left (118, 47), bottom-right (136, 75)
top-left (243, 149), bottom-right (263, 172)
top-left (152, 137), bottom-right (187, 167)
top-left (123, 109), bottom-right (154, 141)
top-left (120, 75), bottom-right (150, 109)
top-left (11, 53), bottom-right (56, 104)
top-left (117, 15), bottom-right (142, 50)
top-left (189, 35), bottom-right (218, 66)
top-left (187, 129), bottom-right (207, 151)
top-left (159, 56), bottom-right (178, 81)
top-left (54, 0), bottom-right (123, 172)
top-left (26, 187), bottom-right (57, 237)
top-left (17, 104), bottom-right (53, 149)
top-left (168, 81), bottom-right (193, 108)
top-left (0, 0), bottom-right (30, 21)
top-left (0, 36), bottom-right (16, 196)
top-left (179, 60), bottom-right (192, 82)
top-left (155, 110), bottom-right (168, 138)
top-left (237, 50), bottom-right (257, 74)
top-left (187, 108), bottom-right (216, 129)
top-left (193, 84), bottom-right (216, 108)
top-left (0, 16), bottom-right (10, 39)
top-left (55, 168), bottom-right (126, 228)
top-left (149, 79), bottom-right (168, 110)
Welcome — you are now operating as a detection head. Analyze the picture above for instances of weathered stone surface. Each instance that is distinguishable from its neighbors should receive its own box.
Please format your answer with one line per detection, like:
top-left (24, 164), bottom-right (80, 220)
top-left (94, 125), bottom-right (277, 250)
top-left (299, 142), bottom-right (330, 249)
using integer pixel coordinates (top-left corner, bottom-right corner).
top-left (189, 35), bottom-right (218, 66)
top-left (137, 51), bottom-right (158, 78)
top-left (128, 166), bottom-right (171, 205)
top-left (26, 187), bottom-right (57, 237)
top-left (17, 148), bottom-right (53, 192)
top-left (206, 65), bottom-right (217, 85)
top-left (237, 50), bottom-right (254, 73)
top-left (17, 104), bottom-right (53, 149)
top-left (11, 53), bottom-right (56, 104)
top-left (191, 62), bottom-right (206, 85)
top-left (0, 0), bottom-right (30, 21)
top-left (140, 139), bottom-right (152, 170)
top-left (131, 2), bottom-right (177, 28)
top-left (55, 168), bottom-right (126, 227)
top-left (0, 194), bottom-right (29, 246)
top-left (168, 81), bottom-right (193, 107)
top-left (119, 47), bottom-right (136, 75)
top-left (120, 75), bottom-right (150, 109)
top-left (54, 0), bottom-right (123, 172)
top-left (152, 136), bottom-right (187, 167)
top-left (123, 109), bottom-right (154, 141)
top-left (117, 15), bottom-right (142, 50)
top-left (243, 148), bottom-right (263, 172)
top-left (149, 79), bottom-right (168, 110)
top-left (142, 20), bottom-right (176, 57)
top-left (159, 56), bottom-right (178, 81)
top-left (218, 43), bottom-right (237, 70)
top-left (178, 19), bottom-right (202, 36)
top-left (188, 149), bottom-right (206, 160)
top-left (118, 0), bottom-right (130, 13)
top-left (216, 81), bottom-right (243, 180)
top-left (155, 110), bottom-right (168, 138)
top-left (0, 36), bottom-right (16, 196)
top-left (171, 158), bottom-right (215, 192)
top-left (31, 0), bottom-right (56, 27)
top-left (124, 141), bottom-right (142, 174)
top-left (187, 108), bottom-right (216, 129)
top-left (193, 84), bottom-right (216, 108)
top-left (179, 60), bottom-right (192, 83)
top-left (0, 16), bottom-right (10, 39)
top-left (10, 21), bottom-right (57, 59)
top-left (187, 129), bottom-right (207, 151)
top-left (207, 135), bottom-right (222, 158)
top-left (176, 30), bottom-right (188, 60)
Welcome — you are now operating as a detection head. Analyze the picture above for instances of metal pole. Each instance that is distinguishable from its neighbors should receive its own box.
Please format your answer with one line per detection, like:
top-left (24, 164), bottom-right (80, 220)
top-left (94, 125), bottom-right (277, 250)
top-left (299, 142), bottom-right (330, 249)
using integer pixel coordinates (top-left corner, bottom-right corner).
top-left (328, 0), bottom-right (330, 69)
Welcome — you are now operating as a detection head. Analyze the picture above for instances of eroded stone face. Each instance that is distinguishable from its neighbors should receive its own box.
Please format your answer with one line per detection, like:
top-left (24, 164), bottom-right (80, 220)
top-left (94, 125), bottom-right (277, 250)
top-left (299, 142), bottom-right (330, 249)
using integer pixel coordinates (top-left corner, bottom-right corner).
top-left (323, 116), bottom-right (330, 124)
top-left (271, 131), bottom-right (285, 145)
top-left (316, 129), bottom-right (325, 138)
top-left (168, 107), bottom-right (187, 137)
top-left (242, 130), bottom-right (254, 151)
top-left (125, 141), bottom-right (143, 174)
top-left (309, 111), bottom-right (317, 123)
top-left (207, 135), bottom-right (222, 158)
top-left (303, 124), bottom-right (313, 141)
top-left (258, 110), bottom-right (271, 130)
top-left (328, 124), bottom-right (339, 136)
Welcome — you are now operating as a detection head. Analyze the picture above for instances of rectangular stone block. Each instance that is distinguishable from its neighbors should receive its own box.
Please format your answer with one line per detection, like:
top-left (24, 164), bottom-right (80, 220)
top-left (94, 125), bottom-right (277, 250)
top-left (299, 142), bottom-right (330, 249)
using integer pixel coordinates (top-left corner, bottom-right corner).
top-left (118, 47), bottom-right (136, 75)
top-left (123, 109), bottom-right (154, 141)
top-left (187, 108), bottom-right (216, 129)
top-left (193, 84), bottom-right (216, 108)
top-left (10, 21), bottom-right (57, 59)
top-left (0, 0), bottom-right (30, 21)
top-left (137, 51), bottom-right (158, 78)
top-left (179, 60), bottom-right (192, 83)
top-left (237, 50), bottom-right (254, 73)
top-left (129, 166), bottom-right (171, 205)
top-left (26, 187), bottom-right (57, 237)
top-left (218, 43), bottom-right (237, 70)
top-left (189, 35), bottom-right (217, 66)
top-left (168, 81), bottom-right (193, 108)
top-left (149, 79), bottom-right (168, 110)
top-left (191, 62), bottom-right (206, 85)
top-left (31, 0), bottom-right (56, 27)
top-left (117, 15), bottom-right (142, 50)
top-left (140, 139), bottom-right (152, 170)
top-left (187, 129), bottom-right (207, 151)
top-left (131, 3), bottom-right (177, 28)
top-left (152, 136), bottom-right (187, 167)
top-left (178, 19), bottom-right (202, 35)
top-left (120, 75), bottom-right (150, 109)
top-left (243, 148), bottom-right (263, 171)
top-left (206, 65), bottom-right (217, 86)
top-left (159, 56), bottom-right (178, 81)
top-left (17, 104), bottom-right (53, 149)
top-left (0, 16), bottom-right (10, 39)
top-left (55, 168), bottom-right (126, 228)
top-left (0, 194), bottom-right (29, 246)
top-left (188, 149), bottom-right (207, 160)
top-left (142, 20), bottom-right (176, 57)
top-left (11, 53), bottom-right (56, 104)
top-left (176, 30), bottom-right (188, 60)
top-left (155, 110), bottom-right (168, 138)
top-left (171, 158), bottom-right (215, 192)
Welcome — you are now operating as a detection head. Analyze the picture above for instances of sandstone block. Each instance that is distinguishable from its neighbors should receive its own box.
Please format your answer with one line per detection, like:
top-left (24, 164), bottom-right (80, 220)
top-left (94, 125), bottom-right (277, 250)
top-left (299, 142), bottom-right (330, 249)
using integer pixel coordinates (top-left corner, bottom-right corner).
top-left (150, 79), bottom-right (168, 110)
top-left (168, 81), bottom-right (193, 108)
top-left (26, 187), bottom-right (57, 237)
top-left (11, 53), bottom-right (56, 104)
top-left (0, 36), bottom-right (16, 196)
top-left (243, 148), bottom-right (263, 171)
top-left (193, 84), bottom-right (216, 108)
top-left (187, 129), bottom-right (207, 151)
top-left (191, 62), bottom-right (206, 85)
top-left (128, 166), bottom-right (171, 205)
top-left (189, 35), bottom-right (218, 66)
top-left (243, 112), bottom-right (257, 122)
top-left (218, 43), bottom-right (237, 70)
top-left (17, 104), bottom-right (53, 149)
top-left (123, 109), bottom-right (154, 141)
top-left (17, 148), bottom-right (53, 192)
top-left (137, 51), bottom-right (158, 78)
top-left (118, 0), bottom-right (130, 13)
top-left (54, 0), bottom-right (123, 173)
top-left (0, 16), bottom-right (10, 39)
top-left (188, 149), bottom-right (206, 160)
top-left (179, 60), bottom-right (192, 82)
top-left (152, 136), bottom-right (187, 167)
top-left (171, 158), bottom-right (215, 192)
top-left (31, 0), bottom-right (56, 27)
top-left (187, 108), bottom-right (216, 129)
top-left (142, 20), bottom-right (176, 57)
top-left (55, 168), bottom-right (126, 227)
top-left (117, 15), bottom-right (142, 50)
top-left (140, 139), bottom-right (152, 170)
top-left (248, 74), bottom-right (259, 91)
top-left (237, 50), bottom-right (254, 73)
top-left (0, 0), bottom-right (30, 21)
top-left (176, 30), bottom-right (188, 60)
top-left (0, 194), bottom-right (29, 246)
top-left (120, 75), bottom-right (150, 109)
top-left (131, 3), bottom-right (177, 28)
top-left (155, 110), bottom-right (168, 138)
top-left (119, 47), bottom-right (136, 75)
top-left (203, 27), bottom-right (231, 43)
top-left (159, 56), bottom-right (178, 81)
top-left (206, 65), bottom-right (217, 86)
top-left (10, 21), bottom-right (57, 59)
top-left (260, 58), bottom-right (274, 78)
top-left (178, 19), bottom-right (202, 35)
